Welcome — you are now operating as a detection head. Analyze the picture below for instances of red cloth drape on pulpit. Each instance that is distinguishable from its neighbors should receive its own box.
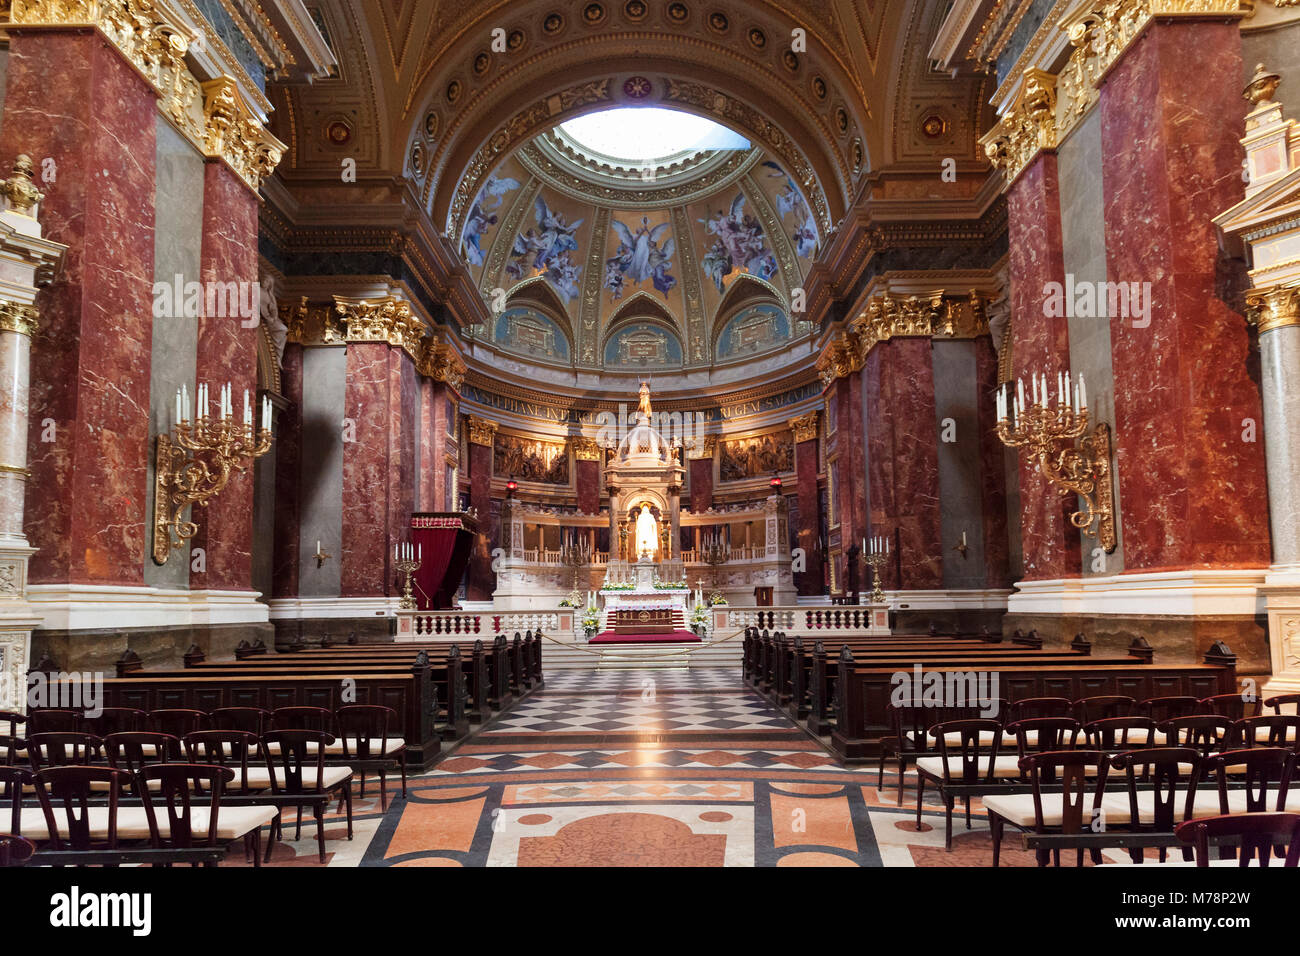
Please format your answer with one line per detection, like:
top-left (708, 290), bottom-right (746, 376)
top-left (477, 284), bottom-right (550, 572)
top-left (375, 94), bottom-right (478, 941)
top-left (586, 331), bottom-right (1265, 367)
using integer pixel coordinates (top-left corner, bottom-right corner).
top-left (410, 512), bottom-right (478, 609)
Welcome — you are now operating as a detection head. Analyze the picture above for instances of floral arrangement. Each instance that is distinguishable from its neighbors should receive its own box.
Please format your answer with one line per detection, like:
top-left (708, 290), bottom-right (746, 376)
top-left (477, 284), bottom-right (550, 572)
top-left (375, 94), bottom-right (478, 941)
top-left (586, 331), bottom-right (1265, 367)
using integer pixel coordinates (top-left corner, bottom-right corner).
top-left (557, 590), bottom-right (583, 608)
top-left (688, 604), bottom-right (710, 633)
top-left (581, 606), bottom-right (602, 636)
top-left (708, 592), bottom-right (729, 606)
top-left (653, 580), bottom-right (688, 590)
top-left (601, 582), bottom-right (635, 591)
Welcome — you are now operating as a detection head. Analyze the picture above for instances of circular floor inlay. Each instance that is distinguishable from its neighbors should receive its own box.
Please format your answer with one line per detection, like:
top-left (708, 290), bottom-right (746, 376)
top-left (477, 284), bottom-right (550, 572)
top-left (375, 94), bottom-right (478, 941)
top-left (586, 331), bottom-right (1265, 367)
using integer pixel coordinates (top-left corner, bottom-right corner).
top-left (777, 852), bottom-right (856, 867)
top-left (518, 813), bottom-right (553, 825)
top-left (698, 811), bottom-right (732, 822)
top-left (895, 820), bottom-right (933, 833)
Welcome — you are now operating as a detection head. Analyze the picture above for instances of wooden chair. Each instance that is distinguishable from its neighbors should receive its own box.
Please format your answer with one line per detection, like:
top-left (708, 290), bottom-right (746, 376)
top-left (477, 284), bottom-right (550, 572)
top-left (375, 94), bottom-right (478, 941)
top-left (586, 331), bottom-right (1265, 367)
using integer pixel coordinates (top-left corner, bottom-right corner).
top-left (335, 704), bottom-right (408, 809)
top-left (26, 709), bottom-right (83, 734)
top-left (1158, 716), bottom-right (1233, 766)
top-left (272, 706), bottom-right (334, 732)
top-left (1264, 693), bottom-right (1300, 717)
top-left (26, 732), bottom-right (103, 771)
top-left (1072, 695), bottom-right (1136, 723)
top-left (0, 833), bottom-right (34, 867)
top-left (1175, 812), bottom-right (1300, 867)
top-left (0, 711), bottom-right (26, 766)
top-left (1206, 748), bottom-right (1294, 814)
top-left (104, 732), bottom-right (183, 780)
top-left (1083, 716), bottom-right (1157, 752)
top-left (0, 766), bottom-right (32, 836)
top-left (260, 730), bottom-right (353, 863)
top-left (1102, 748), bottom-right (1202, 863)
top-left (184, 731), bottom-right (281, 862)
top-left (1197, 693), bottom-right (1262, 721)
top-left (211, 707), bottom-right (272, 736)
top-left (148, 709), bottom-right (209, 738)
top-left (1007, 698), bottom-right (1072, 721)
top-left (84, 707), bottom-right (147, 737)
top-left (136, 763), bottom-right (273, 868)
top-left (914, 718), bottom-right (1018, 850)
top-left (985, 750), bottom-right (1107, 867)
top-left (34, 766), bottom-right (131, 855)
top-left (1227, 715), bottom-right (1300, 750)
top-left (1139, 696), bottom-right (1200, 723)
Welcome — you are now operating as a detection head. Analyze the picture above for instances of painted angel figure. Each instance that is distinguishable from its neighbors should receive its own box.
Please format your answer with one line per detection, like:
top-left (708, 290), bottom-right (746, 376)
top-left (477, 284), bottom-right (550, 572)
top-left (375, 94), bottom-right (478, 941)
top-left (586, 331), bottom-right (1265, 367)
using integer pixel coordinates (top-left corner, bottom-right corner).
top-left (608, 216), bottom-right (675, 290)
top-left (461, 201), bottom-right (498, 266)
top-left (531, 196), bottom-right (583, 270)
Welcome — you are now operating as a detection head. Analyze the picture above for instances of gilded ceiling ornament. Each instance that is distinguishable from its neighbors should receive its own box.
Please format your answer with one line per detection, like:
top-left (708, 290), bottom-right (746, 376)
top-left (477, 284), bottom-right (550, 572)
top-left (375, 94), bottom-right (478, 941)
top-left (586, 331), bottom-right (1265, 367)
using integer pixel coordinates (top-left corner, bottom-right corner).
top-left (979, 68), bottom-right (1058, 189)
top-left (571, 436), bottom-right (603, 461)
top-left (335, 294), bottom-right (426, 360)
top-left (419, 334), bottom-right (468, 390)
top-left (789, 411), bottom-right (819, 444)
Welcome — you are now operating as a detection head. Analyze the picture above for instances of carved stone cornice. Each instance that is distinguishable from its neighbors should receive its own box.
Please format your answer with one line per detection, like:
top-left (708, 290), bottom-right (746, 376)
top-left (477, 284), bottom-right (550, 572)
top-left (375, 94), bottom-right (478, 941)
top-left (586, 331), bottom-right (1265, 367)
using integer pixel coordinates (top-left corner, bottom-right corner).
top-left (3, 0), bottom-right (285, 193)
top-left (815, 331), bottom-right (863, 386)
top-left (466, 415), bottom-right (498, 447)
top-left (570, 437), bottom-right (602, 461)
top-left (1247, 285), bottom-right (1300, 334)
top-left (0, 303), bottom-right (39, 336)
top-left (789, 411), bottom-right (819, 444)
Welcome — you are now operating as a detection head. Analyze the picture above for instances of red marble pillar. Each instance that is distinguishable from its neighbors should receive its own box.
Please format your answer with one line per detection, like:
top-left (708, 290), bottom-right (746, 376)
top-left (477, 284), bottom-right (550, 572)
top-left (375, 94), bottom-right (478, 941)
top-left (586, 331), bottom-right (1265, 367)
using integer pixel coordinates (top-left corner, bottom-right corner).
top-left (833, 375), bottom-right (864, 559)
top-left (1008, 154), bottom-right (1075, 579)
top-left (576, 457), bottom-right (600, 515)
top-left (3, 30), bottom-right (156, 586)
top-left (340, 343), bottom-right (416, 597)
top-left (689, 455), bottom-right (713, 514)
top-left (466, 426), bottom-right (494, 600)
top-left (190, 163), bottom-right (260, 593)
top-left (975, 337), bottom-right (1012, 588)
top-left (1099, 21), bottom-right (1269, 570)
top-left (271, 344), bottom-right (302, 599)
top-left (419, 378), bottom-right (459, 511)
top-left (793, 434), bottom-right (823, 594)
top-left (865, 340), bottom-right (943, 589)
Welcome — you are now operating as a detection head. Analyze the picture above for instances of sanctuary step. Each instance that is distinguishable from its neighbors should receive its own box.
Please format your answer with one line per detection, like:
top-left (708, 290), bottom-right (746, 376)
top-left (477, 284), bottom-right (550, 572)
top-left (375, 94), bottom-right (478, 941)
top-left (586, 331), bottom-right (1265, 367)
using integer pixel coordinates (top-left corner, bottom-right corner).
top-left (541, 632), bottom-right (745, 670)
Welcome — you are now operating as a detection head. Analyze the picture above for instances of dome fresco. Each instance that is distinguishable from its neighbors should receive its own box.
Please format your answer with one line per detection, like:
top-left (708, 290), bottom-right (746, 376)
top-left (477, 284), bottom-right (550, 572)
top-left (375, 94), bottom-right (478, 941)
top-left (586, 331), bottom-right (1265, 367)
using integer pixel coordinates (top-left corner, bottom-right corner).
top-left (460, 109), bottom-right (817, 370)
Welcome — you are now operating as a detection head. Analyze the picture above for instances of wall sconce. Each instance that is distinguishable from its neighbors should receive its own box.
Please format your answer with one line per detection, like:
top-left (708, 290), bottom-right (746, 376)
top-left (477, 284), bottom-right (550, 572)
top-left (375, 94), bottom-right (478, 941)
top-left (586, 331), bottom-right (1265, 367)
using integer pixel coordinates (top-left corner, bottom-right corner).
top-left (996, 371), bottom-right (1116, 553)
top-left (506, 475), bottom-right (518, 498)
top-left (770, 472), bottom-right (782, 490)
top-left (314, 540), bottom-right (331, 568)
top-left (152, 382), bottom-right (272, 564)
top-left (953, 530), bottom-right (969, 558)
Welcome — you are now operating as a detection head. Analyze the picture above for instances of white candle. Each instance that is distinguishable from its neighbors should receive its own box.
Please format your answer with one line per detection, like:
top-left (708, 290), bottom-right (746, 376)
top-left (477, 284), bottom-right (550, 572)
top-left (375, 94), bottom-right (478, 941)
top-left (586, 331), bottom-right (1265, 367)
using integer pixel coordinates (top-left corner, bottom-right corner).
top-left (962, 530), bottom-right (967, 546)
top-left (317, 539), bottom-right (321, 555)
top-left (1079, 374), bottom-right (1086, 409)
top-left (417, 543), bottom-right (421, 560)
top-left (175, 388), bottom-right (181, 425)
top-left (1031, 375), bottom-right (1038, 405)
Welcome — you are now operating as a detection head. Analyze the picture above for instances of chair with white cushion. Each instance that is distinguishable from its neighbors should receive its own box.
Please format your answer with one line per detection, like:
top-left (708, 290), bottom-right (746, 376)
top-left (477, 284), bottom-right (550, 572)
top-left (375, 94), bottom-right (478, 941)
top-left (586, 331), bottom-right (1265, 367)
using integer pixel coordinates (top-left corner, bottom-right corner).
top-left (1175, 812), bottom-right (1300, 867)
top-left (137, 763), bottom-right (272, 868)
top-left (1100, 747), bottom-right (1202, 863)
top-left (0, 833), bottom-right (34, 867)
top-left (985, 749), bottom-right (1107, 867)
top-left (1226, 715), bottom-right (1300, 751)
top-left (335, 704), bottom-right (408, 809)
top-left (1083, 716), bottom-right (1158, 752)
top-left (915, 718), bottom-right (1018, 851)
top-left (0, 711), bottom-right (26, 766)
top-left (261, 730), bottom-right (353, 863)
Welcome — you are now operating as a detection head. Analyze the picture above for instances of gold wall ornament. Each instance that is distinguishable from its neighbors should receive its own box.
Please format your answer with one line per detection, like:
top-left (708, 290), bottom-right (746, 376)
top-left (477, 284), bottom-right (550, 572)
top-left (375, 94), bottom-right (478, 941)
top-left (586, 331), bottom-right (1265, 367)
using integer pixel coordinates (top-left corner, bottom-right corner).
top-left (685, 434), bottom-right (716, 460)
top-left (0, 303), bottom-right (39, 336)
top-left (788, 411), bottom-right (819, 444)
top-left (570, 437), bottom-right (602, 461)
top-left (466, 415), bottom-right (497, 446)
top-left (200, 77), bottom-right (286, 192)
top-left (335, 294), bottom-right (426, 360)
top-left (1246, 285), bottom-right (1300, 334)
top-left (152, 384), bottom-right (272, 564)
top-left (979, 68), bottom-right (1058, 189)
top-left (0, 154), bottom-right (44, 216)
top-left (995, 373), bottom-right (1117, 552)
top-left (418, 333), bottom-right (466, 391)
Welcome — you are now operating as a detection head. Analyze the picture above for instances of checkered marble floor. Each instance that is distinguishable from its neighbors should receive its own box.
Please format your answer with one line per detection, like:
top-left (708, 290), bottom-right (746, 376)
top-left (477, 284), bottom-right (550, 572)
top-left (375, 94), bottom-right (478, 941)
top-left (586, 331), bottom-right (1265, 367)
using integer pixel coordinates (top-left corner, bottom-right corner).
top-left (540, 668), bottom-right (745, 693)
top-left (479, 691), bottom-right (791, 734)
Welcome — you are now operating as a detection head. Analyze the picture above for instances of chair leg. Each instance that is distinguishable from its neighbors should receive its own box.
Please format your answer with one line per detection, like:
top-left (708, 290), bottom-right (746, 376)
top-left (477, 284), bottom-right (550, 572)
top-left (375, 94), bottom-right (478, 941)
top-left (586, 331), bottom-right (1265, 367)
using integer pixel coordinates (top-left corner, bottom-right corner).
top-left (1089, 848), bottom-right (1103, 866)
top-left (877, 749), bottom-right (886, 789)
top-left (263, 812), bottom-right (280, 863)
top-left (399, 752), bottom-right (408, 799)
top-left (315, 802), bottom-right (326, 863)
top-left (295, 804), bottom-right (303, 841)
top-left (251, 829), bottom-right (262, 869)
top-left (944, 794), bottom-right (954, 851)
top-left (991, 815), bottom-right (1003, 867)
top-left (964, 796), bottom-right (971, 829)
top-left (915, 774), bottom-right (926, 827)
top-left (897, 757), bottom-right (909, 805)
top-left (345, 783), bottom-right (354, 839)
top-left (358, 771), bottom-right (366, 799)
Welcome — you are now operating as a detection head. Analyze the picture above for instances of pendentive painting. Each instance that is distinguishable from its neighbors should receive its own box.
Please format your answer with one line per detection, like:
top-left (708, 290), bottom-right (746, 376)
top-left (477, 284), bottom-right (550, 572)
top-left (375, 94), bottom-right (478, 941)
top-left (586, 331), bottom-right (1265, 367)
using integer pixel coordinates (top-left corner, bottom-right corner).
top-left (719, 430), bottom-right (794, 481)
top-left (493, 433), bottom-right (570, 484)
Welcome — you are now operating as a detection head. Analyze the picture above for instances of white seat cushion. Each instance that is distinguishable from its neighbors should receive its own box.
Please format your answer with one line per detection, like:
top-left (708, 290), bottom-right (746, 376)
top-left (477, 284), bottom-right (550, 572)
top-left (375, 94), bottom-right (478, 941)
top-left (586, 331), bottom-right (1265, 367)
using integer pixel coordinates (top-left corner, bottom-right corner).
top-left (915, 755), bottom-right (1024, 780)
top-left (19, 805), bottom-right (278, 841)
top-left (983, 792), bottom-right (1099, 828)
top-left (323, 737), bottom-right (405, 756)
top-left (1097, 789), bottom-right (1251, 825)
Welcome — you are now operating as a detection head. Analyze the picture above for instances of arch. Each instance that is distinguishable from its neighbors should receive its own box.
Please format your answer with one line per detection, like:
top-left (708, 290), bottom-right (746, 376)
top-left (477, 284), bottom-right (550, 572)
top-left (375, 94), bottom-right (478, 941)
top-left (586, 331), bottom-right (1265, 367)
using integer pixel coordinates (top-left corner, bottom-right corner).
top-left (715, 302), bottom-right (791, 363)
top-left (714, 273), bottom-right (786, 324)
top-left (494, 302), bottom-right (573, 364)
top-left (607, 290), bottom-right (679, 331)
top-left (603, 319), bottom-right (684, 369)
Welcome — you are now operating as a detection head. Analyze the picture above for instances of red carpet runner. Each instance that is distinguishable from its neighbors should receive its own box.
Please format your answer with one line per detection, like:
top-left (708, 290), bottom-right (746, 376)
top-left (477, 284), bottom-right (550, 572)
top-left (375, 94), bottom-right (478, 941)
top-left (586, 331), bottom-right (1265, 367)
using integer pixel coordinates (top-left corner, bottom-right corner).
top-left (588, 629), bottom-right (701, 645)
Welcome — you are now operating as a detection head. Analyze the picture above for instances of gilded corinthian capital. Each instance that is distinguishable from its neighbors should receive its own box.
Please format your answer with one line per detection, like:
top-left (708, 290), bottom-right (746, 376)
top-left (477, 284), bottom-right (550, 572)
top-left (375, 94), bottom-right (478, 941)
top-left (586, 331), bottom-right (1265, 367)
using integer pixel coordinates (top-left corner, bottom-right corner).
top-left (789, 411), bottom-right (819, 444)
top-left (467, 415), bottom-right (498, 446)
top-left (1246, 286), bottom-right (1300, 335)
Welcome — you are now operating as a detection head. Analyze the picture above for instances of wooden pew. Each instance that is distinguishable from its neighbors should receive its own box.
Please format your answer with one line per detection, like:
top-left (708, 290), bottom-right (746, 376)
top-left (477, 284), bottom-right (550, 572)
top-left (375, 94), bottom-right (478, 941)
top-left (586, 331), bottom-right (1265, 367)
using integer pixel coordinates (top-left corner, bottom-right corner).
top-left (29, 652), bottom-right (443, 770)
top-left (829, 640), bottom-right (1240, 760)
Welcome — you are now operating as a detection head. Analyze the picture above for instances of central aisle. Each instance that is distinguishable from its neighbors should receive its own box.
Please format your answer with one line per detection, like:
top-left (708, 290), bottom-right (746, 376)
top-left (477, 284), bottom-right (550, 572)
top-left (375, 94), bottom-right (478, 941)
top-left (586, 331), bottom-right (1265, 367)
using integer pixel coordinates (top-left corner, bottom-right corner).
top-left (354, 668), bottom-right (908, 866)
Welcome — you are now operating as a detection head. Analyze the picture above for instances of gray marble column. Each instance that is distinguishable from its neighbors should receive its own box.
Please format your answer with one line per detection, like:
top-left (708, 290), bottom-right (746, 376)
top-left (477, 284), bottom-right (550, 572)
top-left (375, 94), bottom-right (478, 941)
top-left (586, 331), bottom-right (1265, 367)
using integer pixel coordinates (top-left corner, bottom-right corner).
top-left (1259, 315), bottom-right (1300, 568)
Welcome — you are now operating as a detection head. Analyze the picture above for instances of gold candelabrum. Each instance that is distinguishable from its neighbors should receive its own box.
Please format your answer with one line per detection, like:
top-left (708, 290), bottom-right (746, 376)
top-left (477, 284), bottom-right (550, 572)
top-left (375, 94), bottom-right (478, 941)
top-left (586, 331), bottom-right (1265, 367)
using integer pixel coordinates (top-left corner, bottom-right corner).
top-left (395, 541), bottom-right (421, 610)
top-left (561, 533), bottom-right (592, 593)
top-left (153, 383), bottom-right (272, 565)
top-left (995, 371), bottom-right (1116, 553)
top-left (700, 532), bottom-right (728, 598)
top-left (864, 537), bottom-right (888, 605)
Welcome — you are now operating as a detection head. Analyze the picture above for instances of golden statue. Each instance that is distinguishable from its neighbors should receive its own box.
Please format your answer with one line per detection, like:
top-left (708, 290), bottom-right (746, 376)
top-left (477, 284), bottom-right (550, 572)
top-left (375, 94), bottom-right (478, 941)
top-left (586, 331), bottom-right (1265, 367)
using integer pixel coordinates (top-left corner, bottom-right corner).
top-left (637, 381), bottom-right (653, 419)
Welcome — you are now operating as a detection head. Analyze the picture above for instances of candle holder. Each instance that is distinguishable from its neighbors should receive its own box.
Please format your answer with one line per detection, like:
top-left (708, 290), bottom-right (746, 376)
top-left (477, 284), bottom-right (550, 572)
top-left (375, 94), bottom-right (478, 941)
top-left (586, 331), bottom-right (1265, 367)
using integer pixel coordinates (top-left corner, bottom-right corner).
top-left (561, 537), bottom-right (592, 592)
top-left (864, 550), bottom-right (887, 604)
top-left (396, 554), bottom-right (422, 609)
top-left (996, 373), bottom-right (1116, 553)
top-left (152, 385), bottom-right (272, 565)
top-left (700, 537), bottom-right (728, 592)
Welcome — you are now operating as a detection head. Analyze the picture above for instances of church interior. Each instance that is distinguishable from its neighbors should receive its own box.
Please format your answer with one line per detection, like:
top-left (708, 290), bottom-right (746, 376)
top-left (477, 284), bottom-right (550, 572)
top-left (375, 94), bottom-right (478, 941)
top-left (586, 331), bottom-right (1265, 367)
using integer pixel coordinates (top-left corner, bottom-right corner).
top-left (2, 0), bottom-right (1300, 891)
